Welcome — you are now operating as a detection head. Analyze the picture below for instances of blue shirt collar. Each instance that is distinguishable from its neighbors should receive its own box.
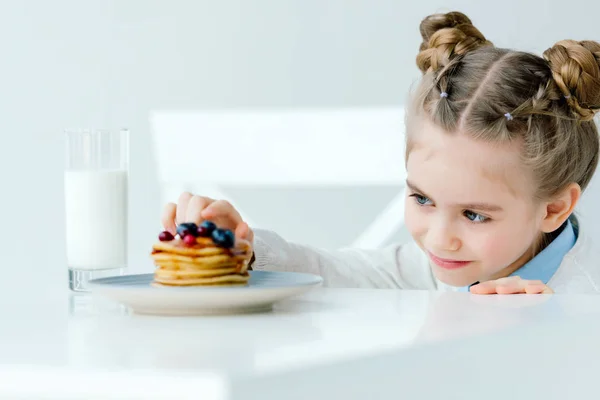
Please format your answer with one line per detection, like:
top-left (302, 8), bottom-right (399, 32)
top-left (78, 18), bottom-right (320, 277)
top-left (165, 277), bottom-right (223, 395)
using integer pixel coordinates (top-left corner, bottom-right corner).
top-left (458, 218), bottom-right (577, 292)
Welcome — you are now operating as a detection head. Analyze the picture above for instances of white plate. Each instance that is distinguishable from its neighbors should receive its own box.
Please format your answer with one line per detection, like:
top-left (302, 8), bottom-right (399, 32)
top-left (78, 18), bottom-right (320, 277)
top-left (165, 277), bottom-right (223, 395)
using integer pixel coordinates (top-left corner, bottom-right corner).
top-left (89, 271), bottom-right (323, 316)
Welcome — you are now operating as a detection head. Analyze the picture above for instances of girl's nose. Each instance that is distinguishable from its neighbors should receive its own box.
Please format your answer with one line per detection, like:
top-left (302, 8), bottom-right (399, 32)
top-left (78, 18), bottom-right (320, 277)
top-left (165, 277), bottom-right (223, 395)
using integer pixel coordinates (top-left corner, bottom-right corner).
top-left (427, 219), bottom-right (461, 253)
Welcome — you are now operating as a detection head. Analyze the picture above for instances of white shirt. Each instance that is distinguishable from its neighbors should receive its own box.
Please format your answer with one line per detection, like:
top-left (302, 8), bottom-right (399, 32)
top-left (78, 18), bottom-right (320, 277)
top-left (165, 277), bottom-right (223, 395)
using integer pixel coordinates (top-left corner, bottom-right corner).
top-left (251, 215), bottom-right (600, 293)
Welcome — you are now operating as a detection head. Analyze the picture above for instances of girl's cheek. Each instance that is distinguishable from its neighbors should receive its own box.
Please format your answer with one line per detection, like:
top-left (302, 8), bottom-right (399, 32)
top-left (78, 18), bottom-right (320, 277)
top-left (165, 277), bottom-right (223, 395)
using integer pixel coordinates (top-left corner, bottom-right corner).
top-left (404, 202), bottom-right (424, 236)
top-left (476, 236), bottom-right (506, 261)
top-left (473, 228), bottom-right (528, 266)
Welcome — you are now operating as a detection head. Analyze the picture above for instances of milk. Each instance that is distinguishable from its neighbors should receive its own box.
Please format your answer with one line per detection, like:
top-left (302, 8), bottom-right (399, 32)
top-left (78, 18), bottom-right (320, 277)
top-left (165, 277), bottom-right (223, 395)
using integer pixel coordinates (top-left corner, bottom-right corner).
top-left (64, 169), bottom-right (128, 270)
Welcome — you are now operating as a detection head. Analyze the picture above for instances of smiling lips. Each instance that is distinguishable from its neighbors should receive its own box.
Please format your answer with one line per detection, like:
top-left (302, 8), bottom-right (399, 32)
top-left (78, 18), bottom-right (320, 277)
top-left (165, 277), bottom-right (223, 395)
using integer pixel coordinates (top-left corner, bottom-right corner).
top-left (428, 252), bottom-right (472, 270)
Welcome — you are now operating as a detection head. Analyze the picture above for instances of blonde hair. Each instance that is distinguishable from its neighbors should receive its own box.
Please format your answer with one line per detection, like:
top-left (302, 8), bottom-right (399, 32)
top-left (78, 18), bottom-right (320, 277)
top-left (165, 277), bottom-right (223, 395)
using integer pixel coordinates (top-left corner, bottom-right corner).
top-left (409, 11), bottom-right (600, 201)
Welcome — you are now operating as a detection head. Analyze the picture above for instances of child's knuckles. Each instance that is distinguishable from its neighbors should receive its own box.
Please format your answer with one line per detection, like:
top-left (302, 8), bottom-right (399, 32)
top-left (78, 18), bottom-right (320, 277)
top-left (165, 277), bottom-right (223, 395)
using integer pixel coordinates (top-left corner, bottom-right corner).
top-left (220, 199), bottom-right (233, 209)
top-left (189, 195), bottom-right (213, 210)
top-left (497, 284), bottom-right (522, 294)
top-left (210, 200), bottom-right (232, 212)
top-left (178, 191), bottom-right (194, 204)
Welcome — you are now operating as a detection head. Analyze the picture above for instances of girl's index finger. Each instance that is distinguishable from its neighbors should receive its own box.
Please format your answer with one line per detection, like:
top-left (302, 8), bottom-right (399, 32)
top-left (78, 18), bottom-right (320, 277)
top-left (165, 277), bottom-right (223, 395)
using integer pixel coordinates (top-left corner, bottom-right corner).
top-left (161, 202), bottom-right (178, 235)
top-left (469, 283), bottom-right (499, 294)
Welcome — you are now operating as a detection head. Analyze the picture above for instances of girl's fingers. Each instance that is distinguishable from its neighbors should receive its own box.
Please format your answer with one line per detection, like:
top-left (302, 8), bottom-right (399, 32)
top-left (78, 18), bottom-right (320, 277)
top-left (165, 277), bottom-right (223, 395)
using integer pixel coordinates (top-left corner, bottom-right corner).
top-left (540, 286), bottom-right (554, 294)
top-left (495, 281), bottom-right (526, 294)
top-left (185, 196), bottom-right (215, 225)
top-left (469, 282), bottom-right (500, 294)
top-left (176, 192), bottom-right (194, 225)
top-left (235, 221), bottom-right (254, 242)
top-left (469, 277), bottom-right (520, 294)
top-left (470, 276), bottom-right (520, 294)
top-left (161, 202), bottom-right (177, 234)
top-left (471, 277), bottom-right (552, 295)
top-left (163, 193), bottom-right (253, 247)
top-left (201, 200), bottom-right (243, 229)
top-left (524, 280), bottom-right (552, 294)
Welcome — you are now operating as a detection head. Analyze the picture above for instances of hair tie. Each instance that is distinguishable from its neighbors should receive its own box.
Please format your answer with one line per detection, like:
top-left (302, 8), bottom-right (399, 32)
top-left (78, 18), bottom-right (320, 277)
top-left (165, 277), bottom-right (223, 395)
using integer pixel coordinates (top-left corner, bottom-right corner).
top-left (564, 94), bottom-right (571, 99)
top-left (440, 92), bottom-right (448, 98)
top-left (504, 113), bottom-right (513, 121)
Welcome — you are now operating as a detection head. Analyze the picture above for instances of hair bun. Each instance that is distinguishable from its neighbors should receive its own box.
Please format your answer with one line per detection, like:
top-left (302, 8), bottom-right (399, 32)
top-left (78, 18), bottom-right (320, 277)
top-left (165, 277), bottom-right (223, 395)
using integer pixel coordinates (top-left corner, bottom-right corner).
top-left (416, 11), bottom-right (492, 73)
top-left (543, 40), bottom-right (600, 121)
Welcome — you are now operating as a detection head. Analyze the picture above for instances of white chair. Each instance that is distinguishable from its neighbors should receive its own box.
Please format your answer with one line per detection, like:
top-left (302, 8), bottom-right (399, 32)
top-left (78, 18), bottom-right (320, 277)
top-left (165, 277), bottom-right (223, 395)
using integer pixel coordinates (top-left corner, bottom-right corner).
top-left (150, 107), bottom-right (408, 249)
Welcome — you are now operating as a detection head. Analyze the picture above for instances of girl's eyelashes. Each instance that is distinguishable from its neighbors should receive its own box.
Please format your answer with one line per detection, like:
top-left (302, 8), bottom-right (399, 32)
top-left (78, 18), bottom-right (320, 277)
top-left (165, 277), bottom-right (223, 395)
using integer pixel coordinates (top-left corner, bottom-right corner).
top-left (409, 192), bottom-right (493, 223)
top-left (409, 193), bottom-right (433, 206)
top-left (463, 210), bottom-right (490, 223)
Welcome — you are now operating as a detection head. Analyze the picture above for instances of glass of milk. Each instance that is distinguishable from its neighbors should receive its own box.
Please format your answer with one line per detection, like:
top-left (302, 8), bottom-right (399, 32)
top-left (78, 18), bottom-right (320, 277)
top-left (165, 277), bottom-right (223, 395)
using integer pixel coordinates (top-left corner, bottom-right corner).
top-left (64, 129), bottom-right (129, 292)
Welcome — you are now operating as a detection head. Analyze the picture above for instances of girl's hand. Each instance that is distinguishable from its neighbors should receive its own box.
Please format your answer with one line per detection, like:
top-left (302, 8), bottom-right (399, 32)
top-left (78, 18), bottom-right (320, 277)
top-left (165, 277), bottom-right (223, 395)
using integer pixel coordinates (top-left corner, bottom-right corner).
top-left (161, 192), bottom-right (254, 243)
top-left (470, 276), bottom-right (553, 295)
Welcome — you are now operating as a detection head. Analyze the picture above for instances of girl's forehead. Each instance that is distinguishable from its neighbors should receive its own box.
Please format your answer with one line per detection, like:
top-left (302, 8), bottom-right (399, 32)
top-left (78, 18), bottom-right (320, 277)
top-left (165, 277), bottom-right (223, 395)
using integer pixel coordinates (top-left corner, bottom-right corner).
top-left (407, 120), bottom-right (533, 198)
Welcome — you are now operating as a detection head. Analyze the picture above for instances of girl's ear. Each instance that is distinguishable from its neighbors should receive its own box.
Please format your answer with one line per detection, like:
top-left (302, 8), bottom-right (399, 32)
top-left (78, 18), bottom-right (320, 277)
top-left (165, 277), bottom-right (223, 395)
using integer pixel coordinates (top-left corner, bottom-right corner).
top-left (540, 183), bottom-right (581, 233)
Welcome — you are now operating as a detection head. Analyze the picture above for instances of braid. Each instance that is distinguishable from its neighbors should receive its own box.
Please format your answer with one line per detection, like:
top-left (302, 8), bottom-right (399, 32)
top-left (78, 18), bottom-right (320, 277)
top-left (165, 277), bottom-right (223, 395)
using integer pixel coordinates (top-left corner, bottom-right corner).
top-left (417, 11), bottom-right (492, 74)
top-left (543, 40), bottom-right (600, 121)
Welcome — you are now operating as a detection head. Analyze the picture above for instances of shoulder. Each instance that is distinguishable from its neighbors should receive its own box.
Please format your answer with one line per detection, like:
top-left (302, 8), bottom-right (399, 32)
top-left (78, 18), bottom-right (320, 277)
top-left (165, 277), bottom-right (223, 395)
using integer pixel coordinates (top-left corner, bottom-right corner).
top-left (551, 215), bottom-right (600, 293)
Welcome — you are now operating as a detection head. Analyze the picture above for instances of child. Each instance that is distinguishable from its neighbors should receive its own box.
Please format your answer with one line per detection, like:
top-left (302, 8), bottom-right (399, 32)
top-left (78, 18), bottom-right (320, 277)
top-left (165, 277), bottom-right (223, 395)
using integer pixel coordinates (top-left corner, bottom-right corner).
top-left (161, 11), bottom-right (600, 294)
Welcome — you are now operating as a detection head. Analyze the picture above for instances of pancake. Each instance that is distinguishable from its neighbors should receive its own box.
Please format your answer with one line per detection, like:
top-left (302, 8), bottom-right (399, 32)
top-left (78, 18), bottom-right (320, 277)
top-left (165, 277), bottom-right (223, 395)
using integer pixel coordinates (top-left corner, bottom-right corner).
top-left (154, 266), bottom-right (240, 278)
top-left (152, 272), bottom-right (250, 287)
top-left (151, 227), bottom-right (252, 287)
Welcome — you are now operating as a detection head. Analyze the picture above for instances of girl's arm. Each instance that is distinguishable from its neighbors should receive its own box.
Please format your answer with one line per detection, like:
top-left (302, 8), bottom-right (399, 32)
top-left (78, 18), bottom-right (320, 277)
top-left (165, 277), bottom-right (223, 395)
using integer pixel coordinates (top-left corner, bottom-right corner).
top-left (251, 228), bottom-right (437, 289)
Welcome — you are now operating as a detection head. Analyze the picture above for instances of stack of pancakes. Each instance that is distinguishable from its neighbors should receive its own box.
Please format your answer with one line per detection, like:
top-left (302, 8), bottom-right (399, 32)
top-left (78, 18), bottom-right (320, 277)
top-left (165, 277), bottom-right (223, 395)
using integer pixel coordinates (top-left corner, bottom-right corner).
top-left (151, 236), bottom-right (252, 287)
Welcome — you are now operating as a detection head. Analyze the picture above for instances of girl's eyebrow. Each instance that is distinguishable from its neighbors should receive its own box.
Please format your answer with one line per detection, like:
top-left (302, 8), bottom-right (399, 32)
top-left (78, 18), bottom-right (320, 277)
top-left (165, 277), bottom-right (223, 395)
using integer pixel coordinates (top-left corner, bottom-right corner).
top-left (405, 180), bottom-right (503, 212)
top-left (406, 180), bottom-right (432, 199)
top-left (457, 202), bottom-right (503, 212)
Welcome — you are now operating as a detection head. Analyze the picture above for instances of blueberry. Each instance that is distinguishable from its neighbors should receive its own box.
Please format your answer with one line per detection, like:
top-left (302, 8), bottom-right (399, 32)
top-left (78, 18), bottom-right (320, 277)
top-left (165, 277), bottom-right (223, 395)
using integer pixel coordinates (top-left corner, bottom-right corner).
top-left (212, 228), bottom-right (235, 248)
top-left (200, 220), bottom-right (217, 233)
top-left (177, 223), bottom-right (198, 237)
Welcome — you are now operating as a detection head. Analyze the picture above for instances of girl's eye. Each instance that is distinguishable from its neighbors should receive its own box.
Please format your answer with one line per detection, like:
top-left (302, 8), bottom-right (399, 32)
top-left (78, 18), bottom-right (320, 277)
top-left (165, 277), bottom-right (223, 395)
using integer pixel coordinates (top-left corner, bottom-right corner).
top-left (411, 194), bottom-right (433, 206)
top-left (464, 210), bottom-right (489, 223)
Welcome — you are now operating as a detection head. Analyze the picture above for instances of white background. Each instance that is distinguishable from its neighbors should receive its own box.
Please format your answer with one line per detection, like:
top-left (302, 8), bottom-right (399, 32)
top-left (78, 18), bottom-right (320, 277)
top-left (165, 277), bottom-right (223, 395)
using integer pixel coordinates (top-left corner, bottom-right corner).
top-left (1, 0), bottom-right (599, 279)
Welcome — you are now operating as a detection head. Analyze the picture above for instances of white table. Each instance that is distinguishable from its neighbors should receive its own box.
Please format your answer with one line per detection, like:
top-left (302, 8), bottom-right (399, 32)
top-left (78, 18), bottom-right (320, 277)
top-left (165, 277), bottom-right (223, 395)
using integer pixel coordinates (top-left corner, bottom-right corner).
top-left (2, 274), bottom-right (600, 400)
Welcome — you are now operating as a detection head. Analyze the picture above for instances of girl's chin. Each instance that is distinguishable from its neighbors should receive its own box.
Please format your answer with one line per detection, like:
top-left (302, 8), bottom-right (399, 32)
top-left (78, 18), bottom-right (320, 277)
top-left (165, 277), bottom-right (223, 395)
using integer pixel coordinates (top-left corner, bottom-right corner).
top-left (431, 263), bottom-right (481, 288)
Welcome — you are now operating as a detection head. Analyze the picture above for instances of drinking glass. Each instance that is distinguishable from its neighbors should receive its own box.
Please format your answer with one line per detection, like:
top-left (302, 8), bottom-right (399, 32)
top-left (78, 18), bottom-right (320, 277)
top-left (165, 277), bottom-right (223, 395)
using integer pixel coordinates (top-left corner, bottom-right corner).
top-left (64, 129), bottom-right (129, 292)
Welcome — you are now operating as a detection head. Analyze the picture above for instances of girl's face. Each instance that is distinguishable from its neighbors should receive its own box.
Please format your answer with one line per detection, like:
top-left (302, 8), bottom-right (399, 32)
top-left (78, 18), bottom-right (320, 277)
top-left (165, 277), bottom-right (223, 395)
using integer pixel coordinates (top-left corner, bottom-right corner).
top-left (404, 116), bottom-right (547, 287)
